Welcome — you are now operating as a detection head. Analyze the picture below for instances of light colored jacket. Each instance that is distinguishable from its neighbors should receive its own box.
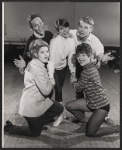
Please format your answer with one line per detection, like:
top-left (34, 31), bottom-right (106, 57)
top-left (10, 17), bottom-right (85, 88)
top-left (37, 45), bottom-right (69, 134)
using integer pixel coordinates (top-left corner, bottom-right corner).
top-left (19, 59), bottom-right (54, 117)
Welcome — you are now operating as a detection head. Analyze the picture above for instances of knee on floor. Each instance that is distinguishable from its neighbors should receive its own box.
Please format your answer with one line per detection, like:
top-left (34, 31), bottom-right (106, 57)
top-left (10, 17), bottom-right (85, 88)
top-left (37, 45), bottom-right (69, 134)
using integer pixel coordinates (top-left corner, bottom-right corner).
top-left (32, 131), bottom-right (41, 137)
top-left (85, 130), bottom-right (96, 137)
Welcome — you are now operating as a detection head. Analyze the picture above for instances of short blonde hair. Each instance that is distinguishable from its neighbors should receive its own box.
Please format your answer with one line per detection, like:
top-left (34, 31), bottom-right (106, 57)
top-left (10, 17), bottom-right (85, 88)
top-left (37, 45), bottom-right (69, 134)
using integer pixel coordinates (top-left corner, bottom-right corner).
top-left (78, 16), bottom-right (94, 26)
top-left (28, 39), bottom-right (49, 58)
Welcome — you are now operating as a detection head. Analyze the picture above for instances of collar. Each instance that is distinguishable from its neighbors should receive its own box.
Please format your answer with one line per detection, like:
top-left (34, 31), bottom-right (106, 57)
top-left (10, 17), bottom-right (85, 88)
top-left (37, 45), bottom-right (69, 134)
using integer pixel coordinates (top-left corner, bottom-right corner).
top-left (83, 62), bottom-right (94, 69)
top-left (34, 31), bottom-right (45, 39)
top-left (31, 58), bottom-right (46, 69)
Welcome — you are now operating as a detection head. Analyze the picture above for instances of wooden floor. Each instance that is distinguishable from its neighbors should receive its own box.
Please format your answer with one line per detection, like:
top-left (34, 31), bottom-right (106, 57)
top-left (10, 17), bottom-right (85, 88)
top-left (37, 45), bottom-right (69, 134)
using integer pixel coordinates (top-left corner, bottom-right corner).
top-left (3, 62), bottom-right (120, 148)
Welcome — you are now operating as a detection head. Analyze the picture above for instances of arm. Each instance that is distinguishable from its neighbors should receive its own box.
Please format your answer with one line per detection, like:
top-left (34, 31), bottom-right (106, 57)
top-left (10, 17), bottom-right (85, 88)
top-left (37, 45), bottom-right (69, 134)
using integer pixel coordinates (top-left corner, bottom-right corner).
top-left (73, 71), bottom-right (88, 92)
top-left (68, 39), bottom-right (76, 74)
top-left (68, 39), bottom-right (77, 83)
top-left (47, 39), bottom-right (56, 79)
top-left (92, 38), bottom-right (114, 64)
top-left (35, 70), bottom-right (55, 96)
top-left (91, 38), bottom-right (104, 68)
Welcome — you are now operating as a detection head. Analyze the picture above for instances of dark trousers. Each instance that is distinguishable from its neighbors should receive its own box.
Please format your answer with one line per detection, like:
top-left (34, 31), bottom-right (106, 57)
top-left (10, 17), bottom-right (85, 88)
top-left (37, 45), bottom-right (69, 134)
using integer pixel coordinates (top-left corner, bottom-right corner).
top-left (8, 101), bottom-right (63, 137)
top-left (54, 66), bottom-right (67, 102)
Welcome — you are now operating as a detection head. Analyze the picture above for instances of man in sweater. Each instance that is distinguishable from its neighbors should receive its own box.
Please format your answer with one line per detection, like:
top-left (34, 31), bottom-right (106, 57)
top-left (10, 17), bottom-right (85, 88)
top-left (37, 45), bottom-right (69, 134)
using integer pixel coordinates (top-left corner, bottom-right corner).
top-left (14, 13), bottom-right (53, 73)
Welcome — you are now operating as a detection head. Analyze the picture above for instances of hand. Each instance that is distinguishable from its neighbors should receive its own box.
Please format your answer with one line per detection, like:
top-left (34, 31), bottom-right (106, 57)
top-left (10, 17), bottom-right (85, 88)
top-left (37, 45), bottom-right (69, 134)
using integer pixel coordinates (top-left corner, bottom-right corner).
top-left (50, 78), bottom-right (55, 86)
top-left (102, 52), bottom-right (115, 63)
top-left (70, 72), bottom-right (77, 84)
top-left (13, 55), bottom-right (26, 68)
top-left (96, 61), bottom-right (101, 69)
top-left (19, 67), bottom-right (25, 74)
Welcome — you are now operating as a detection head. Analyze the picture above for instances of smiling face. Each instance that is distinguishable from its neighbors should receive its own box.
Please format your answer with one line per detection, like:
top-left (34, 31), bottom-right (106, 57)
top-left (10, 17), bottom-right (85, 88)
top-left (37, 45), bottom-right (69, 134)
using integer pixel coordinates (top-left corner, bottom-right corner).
top-left (31, 17), bottom-right (44, 35)
top-left (76, 53), bottom-right (90, 66)
top-left (59, 26), bottom-right (70, 38)
top-left (77, 20), bottom-right (93, 39)
top-left (37, 46), bottom-right (49, 63)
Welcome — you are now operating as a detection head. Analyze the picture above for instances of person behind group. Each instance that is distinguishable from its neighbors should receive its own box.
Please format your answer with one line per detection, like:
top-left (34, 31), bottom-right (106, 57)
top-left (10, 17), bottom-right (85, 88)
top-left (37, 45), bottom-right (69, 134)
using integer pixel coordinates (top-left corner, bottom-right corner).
top-left (4, 39), bottom-right (63, 137)
top-left (47, 18), bottom-right (76, 127)
top-left (14, 13), bottom-right (53, 73)
top-left (69, 16), bottom-right (114, 126)
top-left (65, 43), bottom-right (119, 137)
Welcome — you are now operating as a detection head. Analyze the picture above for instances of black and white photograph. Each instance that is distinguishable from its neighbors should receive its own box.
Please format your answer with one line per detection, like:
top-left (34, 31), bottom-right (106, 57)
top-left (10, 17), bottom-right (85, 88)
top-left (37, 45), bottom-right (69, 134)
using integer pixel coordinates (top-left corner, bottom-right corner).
top-left (2, 1), bottom-right (120, 148)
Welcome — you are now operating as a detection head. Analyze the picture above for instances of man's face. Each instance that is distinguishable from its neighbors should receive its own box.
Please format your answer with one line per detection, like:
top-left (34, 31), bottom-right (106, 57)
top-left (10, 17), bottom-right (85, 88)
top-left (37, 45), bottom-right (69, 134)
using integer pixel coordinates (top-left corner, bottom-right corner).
top-left (31, 17), bottom-right (44, 35)
top-left (77, 20), bottom-right (93, 38)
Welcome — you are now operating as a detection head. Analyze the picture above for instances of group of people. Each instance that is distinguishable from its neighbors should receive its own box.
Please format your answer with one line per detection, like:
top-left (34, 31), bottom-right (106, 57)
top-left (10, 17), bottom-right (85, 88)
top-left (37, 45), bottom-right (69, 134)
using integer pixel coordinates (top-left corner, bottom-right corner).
top-left (4, 13), bottom-right (119, 137)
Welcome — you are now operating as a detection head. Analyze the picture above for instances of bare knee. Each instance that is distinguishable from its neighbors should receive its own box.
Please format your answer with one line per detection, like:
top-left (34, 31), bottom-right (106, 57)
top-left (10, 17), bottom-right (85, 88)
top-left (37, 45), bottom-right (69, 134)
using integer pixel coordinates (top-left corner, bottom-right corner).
top-left (65, 102), bottom-right (72, 111)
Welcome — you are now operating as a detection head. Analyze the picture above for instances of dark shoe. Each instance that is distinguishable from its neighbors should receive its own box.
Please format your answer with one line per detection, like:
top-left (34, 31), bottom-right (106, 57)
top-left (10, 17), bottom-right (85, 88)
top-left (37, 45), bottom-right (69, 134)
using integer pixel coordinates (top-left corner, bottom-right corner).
top-left (6, 120), bottom-right (13, 126)
top-left (4, 120), bottom-right (13, 132)
top-left (72, 118), bottom-right (81, 123)
top-left (104, 117), bottom-right (116, 127)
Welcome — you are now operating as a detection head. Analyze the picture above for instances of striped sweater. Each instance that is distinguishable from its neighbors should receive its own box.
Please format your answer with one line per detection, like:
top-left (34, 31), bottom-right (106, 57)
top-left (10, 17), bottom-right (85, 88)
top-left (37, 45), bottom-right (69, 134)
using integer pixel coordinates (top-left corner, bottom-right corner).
top-left (73, 62), bottom-right (109, 109)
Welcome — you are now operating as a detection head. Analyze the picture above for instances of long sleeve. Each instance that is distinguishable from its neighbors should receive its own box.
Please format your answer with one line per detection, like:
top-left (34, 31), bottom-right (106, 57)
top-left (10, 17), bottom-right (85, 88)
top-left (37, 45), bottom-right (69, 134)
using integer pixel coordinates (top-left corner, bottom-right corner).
top-left (68, 39), bottom-right (76, 74)
top-left (73, 71), bottom-right (88, 92)
top-left (92, 36), bottom-right (104, 59)
top-left (35, 72), bottom-right (54, 96)
top-left (48, 39), bottom-right (56, 79)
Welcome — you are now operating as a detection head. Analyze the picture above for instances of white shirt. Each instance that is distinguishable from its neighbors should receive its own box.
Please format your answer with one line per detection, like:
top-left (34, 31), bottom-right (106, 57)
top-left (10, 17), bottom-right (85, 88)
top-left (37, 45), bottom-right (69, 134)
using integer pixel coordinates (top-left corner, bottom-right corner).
top-left (70, 29), bottom-right (104, 56)
top-left (48, 35), bottom-right (76, 79)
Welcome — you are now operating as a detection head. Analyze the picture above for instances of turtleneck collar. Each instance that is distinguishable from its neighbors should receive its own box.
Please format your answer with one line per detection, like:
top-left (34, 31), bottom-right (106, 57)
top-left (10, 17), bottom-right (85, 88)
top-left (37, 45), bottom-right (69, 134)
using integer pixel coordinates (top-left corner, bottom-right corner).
top-left (83, 62), bottom-right (94, 69)
top-left (34, 31), bottom-right (45, 39)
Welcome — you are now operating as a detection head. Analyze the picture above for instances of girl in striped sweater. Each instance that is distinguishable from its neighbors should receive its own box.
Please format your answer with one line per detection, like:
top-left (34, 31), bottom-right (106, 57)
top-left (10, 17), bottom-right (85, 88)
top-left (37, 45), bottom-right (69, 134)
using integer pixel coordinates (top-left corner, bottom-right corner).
top-left (65, 43), bottom-right (119, 137)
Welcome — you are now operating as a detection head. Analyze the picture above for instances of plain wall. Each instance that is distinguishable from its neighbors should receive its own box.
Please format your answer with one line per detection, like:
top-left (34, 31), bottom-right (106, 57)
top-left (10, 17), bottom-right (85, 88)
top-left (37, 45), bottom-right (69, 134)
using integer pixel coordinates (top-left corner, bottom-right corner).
top-left (4, 2), bottom-right (120, 46)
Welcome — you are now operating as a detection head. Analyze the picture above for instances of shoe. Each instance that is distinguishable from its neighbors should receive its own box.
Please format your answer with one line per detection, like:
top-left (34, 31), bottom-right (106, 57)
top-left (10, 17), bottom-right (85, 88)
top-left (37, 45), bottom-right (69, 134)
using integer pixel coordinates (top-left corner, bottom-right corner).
top-left (104, 117), bottom-right (116, 127)
top-left (53, 114), bottom-right (63, 127)
top-left (72, 118), bottom-right (81, 123)
top-left (114, 69), bottom-right (120, 73)
top-left (4, 120), bottom-right (13, 132)
top-left (74, 123), bottom-right (87, 133)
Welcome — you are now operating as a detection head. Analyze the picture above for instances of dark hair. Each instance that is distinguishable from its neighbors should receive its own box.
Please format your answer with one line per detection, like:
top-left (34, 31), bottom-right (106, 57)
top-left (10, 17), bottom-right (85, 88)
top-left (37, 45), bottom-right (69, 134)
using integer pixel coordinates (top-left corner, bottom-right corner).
top-left (28, 39), bottom-right (49, 58)
top-left (27, 13), bottom-right (43, 29)
top-left (76, 43), bottom-right (93, 57)
top-left (78, 16), bottom-right (94, 26)
top-left (55, 18), bottom-right (69, 31)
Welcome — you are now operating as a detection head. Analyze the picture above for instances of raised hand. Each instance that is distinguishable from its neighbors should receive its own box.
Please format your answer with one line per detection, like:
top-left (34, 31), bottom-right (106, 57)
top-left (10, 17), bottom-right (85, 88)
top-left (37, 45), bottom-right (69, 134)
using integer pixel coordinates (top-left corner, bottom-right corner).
top-left (13, 55), bottom-right (26, 68)
top-left (50, 78), bottom-right (55, 86)
top-left (102, 52), bottom-right (115, 63)
top-left (70, 72), bottom-right (77, 84)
